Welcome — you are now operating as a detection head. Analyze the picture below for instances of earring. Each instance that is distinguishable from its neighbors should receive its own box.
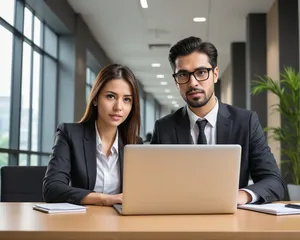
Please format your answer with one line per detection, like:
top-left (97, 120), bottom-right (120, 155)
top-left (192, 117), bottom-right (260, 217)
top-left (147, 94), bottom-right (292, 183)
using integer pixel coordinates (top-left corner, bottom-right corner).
top-left (93, 103), bottom-right (97, 106)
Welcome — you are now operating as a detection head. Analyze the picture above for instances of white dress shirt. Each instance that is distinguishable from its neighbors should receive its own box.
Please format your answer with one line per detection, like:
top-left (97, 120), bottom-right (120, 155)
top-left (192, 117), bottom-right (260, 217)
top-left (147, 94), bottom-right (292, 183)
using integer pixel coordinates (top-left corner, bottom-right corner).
top-left (93, 123), bottom-right (121, 194)
top-left (187, 98), bottom-right (219, 145)
top-left (186, 98), bottom-right (259, 203)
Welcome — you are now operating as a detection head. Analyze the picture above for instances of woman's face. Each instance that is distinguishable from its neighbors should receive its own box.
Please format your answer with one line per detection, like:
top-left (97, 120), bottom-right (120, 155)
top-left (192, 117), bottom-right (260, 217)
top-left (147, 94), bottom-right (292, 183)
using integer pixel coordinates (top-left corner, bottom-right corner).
top-left (94, 78), bottom-right (133, 128)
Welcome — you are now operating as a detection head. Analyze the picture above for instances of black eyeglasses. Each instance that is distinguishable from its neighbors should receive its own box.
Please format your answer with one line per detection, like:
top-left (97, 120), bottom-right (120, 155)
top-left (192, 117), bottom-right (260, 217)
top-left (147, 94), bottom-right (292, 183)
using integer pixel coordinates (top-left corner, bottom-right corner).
top-left (172, 67), bottom-right (214, 84)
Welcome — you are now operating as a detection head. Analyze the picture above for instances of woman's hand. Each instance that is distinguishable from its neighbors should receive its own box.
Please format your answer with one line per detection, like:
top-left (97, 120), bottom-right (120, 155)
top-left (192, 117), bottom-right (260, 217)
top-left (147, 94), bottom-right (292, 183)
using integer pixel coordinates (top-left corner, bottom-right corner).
top-left (100, 193), bottom-right (123, 206)
top-left (81, 192), bottom-right (123, 206)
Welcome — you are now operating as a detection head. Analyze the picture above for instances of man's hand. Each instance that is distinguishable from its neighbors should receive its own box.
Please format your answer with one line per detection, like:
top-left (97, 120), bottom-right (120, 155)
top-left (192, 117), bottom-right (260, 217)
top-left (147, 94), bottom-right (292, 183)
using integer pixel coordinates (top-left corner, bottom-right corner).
top-left (237, 190), bottom-right (252, 205)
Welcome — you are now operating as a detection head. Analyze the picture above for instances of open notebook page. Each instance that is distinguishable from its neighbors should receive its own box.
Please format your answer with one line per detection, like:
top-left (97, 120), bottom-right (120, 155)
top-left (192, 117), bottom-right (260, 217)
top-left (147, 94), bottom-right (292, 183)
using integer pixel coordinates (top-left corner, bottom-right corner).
top-left (238, 203), bottom-right (300, 216)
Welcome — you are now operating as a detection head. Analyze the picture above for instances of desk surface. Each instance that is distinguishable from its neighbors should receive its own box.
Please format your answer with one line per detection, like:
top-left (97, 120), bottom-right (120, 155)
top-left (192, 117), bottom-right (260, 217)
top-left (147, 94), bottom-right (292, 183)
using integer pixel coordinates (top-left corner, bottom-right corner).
top-left (1, 202), bottom-right (300, 240)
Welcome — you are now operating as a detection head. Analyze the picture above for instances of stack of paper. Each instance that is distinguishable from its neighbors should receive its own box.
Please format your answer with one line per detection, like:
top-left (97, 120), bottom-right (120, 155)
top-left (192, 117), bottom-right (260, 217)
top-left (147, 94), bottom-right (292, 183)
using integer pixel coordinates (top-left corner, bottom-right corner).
top-left (238, 203), bottom-right (300, 216)
top-left (33, 203), bottom-right (86, 214)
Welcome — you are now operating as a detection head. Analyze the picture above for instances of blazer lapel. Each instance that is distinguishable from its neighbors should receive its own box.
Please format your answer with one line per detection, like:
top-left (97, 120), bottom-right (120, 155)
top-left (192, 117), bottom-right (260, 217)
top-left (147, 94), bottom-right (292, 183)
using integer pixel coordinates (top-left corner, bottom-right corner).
top-left (216, 103), bottom-right (232, 144)
top-left (83, 121), bottom-right (97, 190)
top-left (118, 137), bottom-right (124, 191)
top-left (176, 107), bottom-right (193, 144)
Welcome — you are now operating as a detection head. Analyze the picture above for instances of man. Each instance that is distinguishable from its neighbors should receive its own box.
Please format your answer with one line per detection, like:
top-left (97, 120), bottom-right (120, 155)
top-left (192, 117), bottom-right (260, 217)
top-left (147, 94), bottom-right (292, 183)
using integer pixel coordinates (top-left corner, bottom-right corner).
top-left (150, 36), bottom-right (285, 204)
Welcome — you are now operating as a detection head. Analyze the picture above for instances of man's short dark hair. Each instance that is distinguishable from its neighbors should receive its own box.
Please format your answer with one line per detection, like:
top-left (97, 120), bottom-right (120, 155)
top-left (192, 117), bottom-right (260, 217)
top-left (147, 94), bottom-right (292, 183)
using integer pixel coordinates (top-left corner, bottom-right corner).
top-left (168, 36), bottom-right (218, 71)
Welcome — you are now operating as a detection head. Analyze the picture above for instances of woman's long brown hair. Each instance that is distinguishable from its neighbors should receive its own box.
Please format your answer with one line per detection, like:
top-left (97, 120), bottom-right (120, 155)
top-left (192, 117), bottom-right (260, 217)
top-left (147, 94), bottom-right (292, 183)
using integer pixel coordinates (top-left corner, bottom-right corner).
top-left (79, 64), bottom-right (140, 144)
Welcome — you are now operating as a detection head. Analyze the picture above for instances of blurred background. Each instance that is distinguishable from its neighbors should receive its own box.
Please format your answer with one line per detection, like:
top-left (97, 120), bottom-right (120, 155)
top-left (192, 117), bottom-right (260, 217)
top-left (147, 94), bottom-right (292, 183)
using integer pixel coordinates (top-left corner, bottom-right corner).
top-left (0, 0), bottom-right (298, 186)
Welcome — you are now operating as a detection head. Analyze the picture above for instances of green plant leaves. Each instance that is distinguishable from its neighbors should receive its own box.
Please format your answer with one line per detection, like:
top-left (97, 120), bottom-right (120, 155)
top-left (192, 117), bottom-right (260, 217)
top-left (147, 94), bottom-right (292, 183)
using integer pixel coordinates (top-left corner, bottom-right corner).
top-left (252, 67), bottom-right (300, 185)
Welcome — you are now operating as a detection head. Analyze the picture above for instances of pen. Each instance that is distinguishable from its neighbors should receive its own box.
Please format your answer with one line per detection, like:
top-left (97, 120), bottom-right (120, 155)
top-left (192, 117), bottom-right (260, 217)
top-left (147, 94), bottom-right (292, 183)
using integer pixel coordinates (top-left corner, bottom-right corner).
top-left (285, 204), bottom-right (300, 209)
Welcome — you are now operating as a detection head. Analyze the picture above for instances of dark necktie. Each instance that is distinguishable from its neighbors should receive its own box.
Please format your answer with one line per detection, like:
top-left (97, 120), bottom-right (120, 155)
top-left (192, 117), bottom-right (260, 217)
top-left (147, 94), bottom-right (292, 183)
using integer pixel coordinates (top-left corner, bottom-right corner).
top-left (196, 119), bottom-right (208, 144)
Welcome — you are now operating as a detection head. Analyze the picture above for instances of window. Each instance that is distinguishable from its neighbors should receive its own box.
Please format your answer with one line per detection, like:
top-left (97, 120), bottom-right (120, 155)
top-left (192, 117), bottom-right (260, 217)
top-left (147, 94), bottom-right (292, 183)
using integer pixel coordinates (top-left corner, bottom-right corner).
top-left (0, 153), bottom-right (9, 169)
top-left (19, 7), bottom-right (58, 156)
top-left (139, 91), bottom-right (145, 139)
top-left (0, 26), bottom-right (13, 149)
top-left (19, 154), bottom-right (39, 166)
top-left (31, 51), bottom-right (41, 151)
top-left (19, 153), bottom-right (28, 166)
top-left (0, 0), bottom-right (15, 26)
top-left (33, 16), bottom-right (42, 47)
top-left (44, 25), bottom-right (58, 58)
top-left (20, 42), bottom-right (31, 150)
top-left (145, 94), bottom-right (156, 135)
top-left (41, 56), bottom-right (57, 152)
top-left (31, 154), bottom-right (38, 166)
top-left (1, 4), bottom-right (58, 166)
top-left (23, 7), bottom-right (33, 40)
top-left (86, 67), bottom-right (96, 103)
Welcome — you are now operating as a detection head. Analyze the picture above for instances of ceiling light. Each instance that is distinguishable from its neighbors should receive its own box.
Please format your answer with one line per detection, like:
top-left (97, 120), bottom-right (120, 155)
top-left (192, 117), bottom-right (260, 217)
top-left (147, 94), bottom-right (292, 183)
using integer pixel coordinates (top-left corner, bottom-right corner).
top-left (174, 104), bottom-right (179, 108)
top-left (140, 0), bottom-right (148, 8)
top-left (172, 101), bottom-right (177, 104)
top-left (164, 89), bottom-right (171, 93)
top-left (160, 81), bottom-right (168, 85)
top-left (156, 74), bottom-right (164, 78)
top-left (167, 95), bottom-right (173, 99)
top-left (193, 17), bottom-right (206, 22)
top-left (151, 63), bottom-right (161, 67)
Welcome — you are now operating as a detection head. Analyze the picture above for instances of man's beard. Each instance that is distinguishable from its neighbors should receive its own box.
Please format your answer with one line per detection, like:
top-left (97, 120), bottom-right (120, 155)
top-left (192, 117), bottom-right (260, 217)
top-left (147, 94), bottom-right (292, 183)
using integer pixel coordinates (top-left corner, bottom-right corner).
top-left (184, 88), bottom-right (214, 108)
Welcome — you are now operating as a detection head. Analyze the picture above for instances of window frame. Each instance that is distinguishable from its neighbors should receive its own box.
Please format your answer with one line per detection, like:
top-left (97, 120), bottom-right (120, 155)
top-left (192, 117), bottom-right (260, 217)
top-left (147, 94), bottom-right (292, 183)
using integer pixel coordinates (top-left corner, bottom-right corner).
top-left (0, 0), bottom-right (59, 166)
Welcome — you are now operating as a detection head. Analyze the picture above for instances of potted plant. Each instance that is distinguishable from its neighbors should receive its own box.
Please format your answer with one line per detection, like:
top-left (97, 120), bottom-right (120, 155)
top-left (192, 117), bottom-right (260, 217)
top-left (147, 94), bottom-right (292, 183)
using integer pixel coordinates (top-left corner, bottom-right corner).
top-left (251, 67), bottom-right (300, 200)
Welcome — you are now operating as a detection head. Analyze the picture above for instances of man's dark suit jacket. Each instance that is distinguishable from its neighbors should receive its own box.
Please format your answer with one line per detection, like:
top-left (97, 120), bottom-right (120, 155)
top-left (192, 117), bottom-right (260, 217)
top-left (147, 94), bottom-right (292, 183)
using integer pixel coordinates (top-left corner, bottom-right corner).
top-left (151, 102), bottom-right (285, 203)
top-left (43, 121), bottom-right (142, 205)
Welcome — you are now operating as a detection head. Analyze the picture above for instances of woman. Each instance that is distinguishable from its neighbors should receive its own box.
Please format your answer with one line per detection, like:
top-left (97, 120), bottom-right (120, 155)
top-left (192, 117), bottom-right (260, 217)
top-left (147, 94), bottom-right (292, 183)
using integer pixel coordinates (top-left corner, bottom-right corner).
top-left (43, 64), bottom-right (142, 206)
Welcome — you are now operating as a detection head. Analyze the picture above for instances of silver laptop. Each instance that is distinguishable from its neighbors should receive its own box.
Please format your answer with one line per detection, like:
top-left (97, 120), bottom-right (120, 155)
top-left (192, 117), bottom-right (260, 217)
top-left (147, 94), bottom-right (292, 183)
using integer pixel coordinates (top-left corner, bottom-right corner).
top-left (113, 144), bottom-right (241, 215)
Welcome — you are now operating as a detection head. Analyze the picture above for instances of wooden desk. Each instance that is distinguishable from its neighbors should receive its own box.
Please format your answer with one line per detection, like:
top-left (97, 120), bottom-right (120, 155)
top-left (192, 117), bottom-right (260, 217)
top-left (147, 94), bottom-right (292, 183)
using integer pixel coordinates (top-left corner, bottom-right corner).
top-left (0, 203), bottom-right (300, 240)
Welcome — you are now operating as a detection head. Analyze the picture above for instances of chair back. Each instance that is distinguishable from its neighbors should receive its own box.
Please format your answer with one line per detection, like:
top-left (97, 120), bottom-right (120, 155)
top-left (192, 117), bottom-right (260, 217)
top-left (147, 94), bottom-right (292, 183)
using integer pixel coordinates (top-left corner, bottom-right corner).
top-left (1, 166), bottom-right (47, 202)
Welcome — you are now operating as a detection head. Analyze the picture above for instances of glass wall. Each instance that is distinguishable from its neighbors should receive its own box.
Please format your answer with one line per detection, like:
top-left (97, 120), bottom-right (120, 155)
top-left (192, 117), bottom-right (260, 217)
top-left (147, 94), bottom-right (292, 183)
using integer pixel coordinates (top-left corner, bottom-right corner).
top-left (0, 2), bottom-right (58, 166)
top-left (86, 67), bottom-right (96, 103)
top-left (0, 0), bottom-right (15, 26)
top-left (0, 26), bottom-right (13, 151)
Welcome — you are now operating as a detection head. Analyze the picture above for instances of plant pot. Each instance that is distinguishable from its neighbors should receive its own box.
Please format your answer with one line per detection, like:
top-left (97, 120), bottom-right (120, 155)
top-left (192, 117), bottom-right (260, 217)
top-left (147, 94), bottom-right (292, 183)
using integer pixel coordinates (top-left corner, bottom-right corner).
top-left (287, 184), bottom-right (300, 201)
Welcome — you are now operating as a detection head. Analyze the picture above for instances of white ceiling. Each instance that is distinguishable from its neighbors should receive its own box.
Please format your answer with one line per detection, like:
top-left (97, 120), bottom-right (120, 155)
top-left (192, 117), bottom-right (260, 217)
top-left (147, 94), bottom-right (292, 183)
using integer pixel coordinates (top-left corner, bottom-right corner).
top-left (68, 0), bottom-right (274, 110)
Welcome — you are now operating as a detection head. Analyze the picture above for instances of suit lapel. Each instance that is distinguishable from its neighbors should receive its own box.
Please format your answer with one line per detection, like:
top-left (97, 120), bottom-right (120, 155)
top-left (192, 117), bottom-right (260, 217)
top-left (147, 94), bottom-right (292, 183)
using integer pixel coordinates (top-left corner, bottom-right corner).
top-left (216, 103), bottom-right (232, 144)
top-left (176, 107), bottom-right (193, 144)
top-left (83, 121), bottom-right (97, 190)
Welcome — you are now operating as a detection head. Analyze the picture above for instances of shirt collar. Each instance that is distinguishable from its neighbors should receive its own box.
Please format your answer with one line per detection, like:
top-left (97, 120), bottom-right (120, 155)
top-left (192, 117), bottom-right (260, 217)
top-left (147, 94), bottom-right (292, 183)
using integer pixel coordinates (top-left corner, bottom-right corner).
top-left (95, 122), bottom-right (119, 155)
top-left (187, 97), bottom-right (219, 130)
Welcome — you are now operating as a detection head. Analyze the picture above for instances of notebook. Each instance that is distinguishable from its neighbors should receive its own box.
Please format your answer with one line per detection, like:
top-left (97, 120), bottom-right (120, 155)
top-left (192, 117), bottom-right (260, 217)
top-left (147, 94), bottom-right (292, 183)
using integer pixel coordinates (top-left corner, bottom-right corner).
top-left (238, 203), bottom-right (300, 215)
top-left (33, 203), bottom-right (86, 214)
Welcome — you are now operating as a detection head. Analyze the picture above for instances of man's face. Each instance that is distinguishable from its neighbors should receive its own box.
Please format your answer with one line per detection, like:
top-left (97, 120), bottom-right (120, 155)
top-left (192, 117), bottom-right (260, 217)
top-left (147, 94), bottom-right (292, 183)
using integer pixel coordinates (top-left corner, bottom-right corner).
top-left (174, 52), bottom-right (218, 108)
